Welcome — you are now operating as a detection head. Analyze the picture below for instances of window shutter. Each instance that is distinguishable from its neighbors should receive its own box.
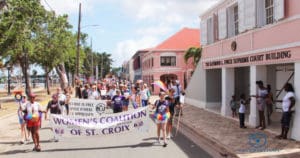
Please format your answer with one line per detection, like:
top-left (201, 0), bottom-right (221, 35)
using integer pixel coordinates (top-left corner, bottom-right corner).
top-left (256, 0), bottom-right (266, 27)
top-left (207, 17), bottom-right (214, 44)
top-left (238, 0), bottom-right (245, 33)
top-left (227, 7), bottom-right (234, 37)
top-left (218, 8), bottom-right (227, 39)
top-left (244, 0), bottom-right (256, 30)
top-left (274, 0), bottom-right (285, 21)
top-left (201, 19), bottom-right (207, 45)
top-left (213, 13), bottom-right (218, 41)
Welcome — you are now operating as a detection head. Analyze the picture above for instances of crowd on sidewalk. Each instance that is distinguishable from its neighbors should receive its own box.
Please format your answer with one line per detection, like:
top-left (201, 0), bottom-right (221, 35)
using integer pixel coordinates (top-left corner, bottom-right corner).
top-left (229, 80), bottom-right (295, 141)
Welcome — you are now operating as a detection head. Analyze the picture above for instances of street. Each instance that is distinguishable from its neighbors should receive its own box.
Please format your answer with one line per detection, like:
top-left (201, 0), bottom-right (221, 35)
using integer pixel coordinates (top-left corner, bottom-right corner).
top-left (0, 110), bottom-right (211, 158)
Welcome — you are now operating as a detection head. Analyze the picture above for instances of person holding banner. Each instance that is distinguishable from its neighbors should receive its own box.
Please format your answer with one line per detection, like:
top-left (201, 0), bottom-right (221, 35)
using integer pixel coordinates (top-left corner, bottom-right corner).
top-left (24, 93), bottom-right (43, 152)
top-left (89, 85), bottom-right (101, 100)
top-left (130, 86), bottom-right (139, 109)
top-left (152, 92), bottom-right (170, 147)
top-left (45, 94), bottom-right (62, 142)
top-left (111, 89), bottom-right (125, 113)
top-left (122, 85), bottom-right (130, 111)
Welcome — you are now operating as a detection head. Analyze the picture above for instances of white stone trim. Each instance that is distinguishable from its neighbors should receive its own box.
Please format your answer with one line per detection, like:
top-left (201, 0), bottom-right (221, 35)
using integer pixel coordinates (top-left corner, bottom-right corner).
top-left (202, 41), bottom-right (300, 62)
top-left (160, 52), bottom-right (177, 56)
top-left (185, 97), bottom-right (206, 109)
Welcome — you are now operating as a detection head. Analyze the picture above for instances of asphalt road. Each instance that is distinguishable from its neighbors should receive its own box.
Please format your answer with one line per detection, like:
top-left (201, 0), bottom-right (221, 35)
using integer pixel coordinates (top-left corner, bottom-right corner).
top-left (0, 107), bottom-right (211, 158)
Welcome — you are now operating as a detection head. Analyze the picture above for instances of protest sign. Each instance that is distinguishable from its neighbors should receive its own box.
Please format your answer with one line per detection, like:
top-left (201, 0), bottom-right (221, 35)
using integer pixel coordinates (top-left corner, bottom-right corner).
top-left (69, 98), bottom-right (107, 117)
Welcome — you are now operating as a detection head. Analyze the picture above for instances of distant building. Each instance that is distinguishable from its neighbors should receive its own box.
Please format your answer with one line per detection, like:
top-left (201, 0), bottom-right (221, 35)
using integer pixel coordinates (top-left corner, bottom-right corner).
top-left (186, 0), bottom-right (300, 140)
top-left (141, 28), bottom-right (200, 94)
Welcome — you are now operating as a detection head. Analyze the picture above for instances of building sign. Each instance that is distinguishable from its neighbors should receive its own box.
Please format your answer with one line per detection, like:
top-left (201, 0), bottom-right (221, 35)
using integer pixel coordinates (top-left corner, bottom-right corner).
top-left (204, 50), bottom-right (292, 68)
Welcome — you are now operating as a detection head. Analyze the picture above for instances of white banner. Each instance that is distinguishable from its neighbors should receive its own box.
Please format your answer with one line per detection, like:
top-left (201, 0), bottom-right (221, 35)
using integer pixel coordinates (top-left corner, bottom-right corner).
top-left (50, 107), bottom-right (149, 137)
top-left (69, 98), bottom-right (108, 117)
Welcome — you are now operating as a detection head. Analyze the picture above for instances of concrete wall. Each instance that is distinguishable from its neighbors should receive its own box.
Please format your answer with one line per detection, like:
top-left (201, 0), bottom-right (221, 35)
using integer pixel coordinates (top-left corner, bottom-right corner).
top-left (185, 63), bottom-right (207, 108)
top-left (206, 69), bottom-right (222, 103)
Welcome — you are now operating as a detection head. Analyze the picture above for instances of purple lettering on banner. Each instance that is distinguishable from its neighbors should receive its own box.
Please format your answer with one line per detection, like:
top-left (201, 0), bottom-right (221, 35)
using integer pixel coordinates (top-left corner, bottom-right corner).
top-left (115, 126), bottom-right (121, 133)
top-left (102, 128), bottom-right (108, 135)
top-left (71, 129), bottom-right (81, 135)
top-left (108, 128), bottom-right (113, 134)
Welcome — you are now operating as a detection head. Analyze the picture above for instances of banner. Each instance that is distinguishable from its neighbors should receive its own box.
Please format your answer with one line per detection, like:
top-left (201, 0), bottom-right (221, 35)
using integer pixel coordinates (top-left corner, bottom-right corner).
top-left (50, 107), bottom-right (149, 137)
top-left (69, 98), bottom-right (108, 117)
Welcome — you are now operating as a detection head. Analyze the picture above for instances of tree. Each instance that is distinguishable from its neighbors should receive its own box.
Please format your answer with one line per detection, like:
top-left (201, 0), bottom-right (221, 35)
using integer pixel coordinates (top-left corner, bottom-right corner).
top-left (34, 10), bottom-right (76, 92)
top-left (184, 47), bottom-right (202, 66)
top-left (0, 0), bottom-right (47, 96)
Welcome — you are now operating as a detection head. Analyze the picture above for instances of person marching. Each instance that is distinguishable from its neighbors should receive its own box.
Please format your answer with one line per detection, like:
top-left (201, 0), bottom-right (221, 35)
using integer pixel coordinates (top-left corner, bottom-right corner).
top-left (45, 94), bottom-right (62, 142)
top-left (18, 95), bottom-right (29, 144)
top-left (63, 88), bottom-right (71, 115)
top-left (122, 85), bottom-right (130, 111)
top-left (140, 84), bottom-right (149, 107)
top-left (24, 93), bottom-right (43, 152)
top-left (111, 89), bottom-right (125, 113)
top-left (166, 88), bottom-right (176, 139)
top-left (152, 92), bottom-right (170, 147)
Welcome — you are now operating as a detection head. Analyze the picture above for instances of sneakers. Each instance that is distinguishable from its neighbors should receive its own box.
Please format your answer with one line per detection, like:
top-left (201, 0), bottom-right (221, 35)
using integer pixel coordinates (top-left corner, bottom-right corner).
top-left (155, 139), bottom-right (161, 145)
top-left (163, 142), bottom-right (168, 147)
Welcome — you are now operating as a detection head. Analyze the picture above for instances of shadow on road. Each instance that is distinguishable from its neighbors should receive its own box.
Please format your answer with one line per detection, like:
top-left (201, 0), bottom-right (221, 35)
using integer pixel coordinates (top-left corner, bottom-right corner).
top-left (148, 114), bottom-right (212, 158)
top-left (0, 142), bottom-right (154, 155)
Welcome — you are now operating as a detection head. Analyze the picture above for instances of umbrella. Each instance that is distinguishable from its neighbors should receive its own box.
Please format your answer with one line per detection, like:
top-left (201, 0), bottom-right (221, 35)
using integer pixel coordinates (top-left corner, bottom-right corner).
top-left (152, 80), bottom-right (168, 92)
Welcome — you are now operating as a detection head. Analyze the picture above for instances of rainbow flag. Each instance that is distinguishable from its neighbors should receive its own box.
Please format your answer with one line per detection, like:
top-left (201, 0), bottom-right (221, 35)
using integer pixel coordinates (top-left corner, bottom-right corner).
top-left (152, 80), bottom-right (168, 92)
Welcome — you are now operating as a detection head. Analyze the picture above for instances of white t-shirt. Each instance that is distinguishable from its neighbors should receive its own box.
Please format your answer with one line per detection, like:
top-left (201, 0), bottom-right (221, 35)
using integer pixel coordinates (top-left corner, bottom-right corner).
top-left (140, 89), bottom-right (148, 100)
top-left (282, 92), bottom-right (295, 112)
top-left (26, 102), bottom-right (42, 115)
top-left (89, 91), bottom-right (100, 100)
top-left (58, 93), bottom-right (66, 102)
top-left (180, 94), bottom-right (185, 104)
top-left (239, 99), bottom-right (246, 113)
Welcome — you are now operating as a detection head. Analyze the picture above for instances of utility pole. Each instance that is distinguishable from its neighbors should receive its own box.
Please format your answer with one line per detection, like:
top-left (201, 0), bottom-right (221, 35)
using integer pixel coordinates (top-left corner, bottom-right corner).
top-left (76, 3), bottom-right (81, 78)
top-left (91, 37), bottom-right (94, 82)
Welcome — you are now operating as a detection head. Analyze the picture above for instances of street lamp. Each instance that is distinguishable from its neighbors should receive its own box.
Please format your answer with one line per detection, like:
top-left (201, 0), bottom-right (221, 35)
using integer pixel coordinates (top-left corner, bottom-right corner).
top-left (6, 65), bottom-right (11, 95)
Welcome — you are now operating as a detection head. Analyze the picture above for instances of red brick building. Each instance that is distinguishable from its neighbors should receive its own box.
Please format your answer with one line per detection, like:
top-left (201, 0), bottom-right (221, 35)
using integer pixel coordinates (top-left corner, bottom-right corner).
top-left (141, 28), bottom-right (200, 94)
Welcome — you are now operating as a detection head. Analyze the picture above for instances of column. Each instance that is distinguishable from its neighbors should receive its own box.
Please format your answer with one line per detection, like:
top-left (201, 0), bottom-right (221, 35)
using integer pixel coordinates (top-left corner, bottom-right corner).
top-left (249, 65), bottom-right (267, 127)
top-left (291, 62), bottom-right (300, 140)
top-left (221, 67), bottom-right (235, 116)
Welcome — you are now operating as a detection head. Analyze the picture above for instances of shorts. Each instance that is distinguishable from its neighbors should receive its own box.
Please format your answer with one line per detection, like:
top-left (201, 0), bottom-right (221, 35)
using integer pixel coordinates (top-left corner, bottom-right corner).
top-left (175, 97), bottom-right (180, 105)
top-left (27, 119), bottom-right (41, 128)
top-left (281, 112), bottom-right (292, 128)
top-left (113, 107), bottom-right (122, 113)
top-left (231, 108), bottom-right (236, 112)
top-left (19, 117), bottom-right (25, 124)
top-left (156, 119), bottom-right (168, 124)
top-left (168, 114), bottom-right (174, 124)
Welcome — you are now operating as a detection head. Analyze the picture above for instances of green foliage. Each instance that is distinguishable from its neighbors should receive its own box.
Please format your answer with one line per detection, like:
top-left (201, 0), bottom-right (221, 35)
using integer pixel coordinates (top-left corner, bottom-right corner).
top-left (184, 47), bottom-right (202, 66)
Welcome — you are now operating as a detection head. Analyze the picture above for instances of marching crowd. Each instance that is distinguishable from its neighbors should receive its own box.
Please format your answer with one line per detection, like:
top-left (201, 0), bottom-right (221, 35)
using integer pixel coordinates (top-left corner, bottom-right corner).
top-left (15, 78), bottom-right (185, 151)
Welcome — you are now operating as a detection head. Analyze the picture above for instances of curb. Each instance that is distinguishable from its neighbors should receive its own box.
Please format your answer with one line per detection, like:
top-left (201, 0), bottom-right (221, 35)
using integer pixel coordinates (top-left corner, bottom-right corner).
top-left (174, 117), bottom-right (238, 158)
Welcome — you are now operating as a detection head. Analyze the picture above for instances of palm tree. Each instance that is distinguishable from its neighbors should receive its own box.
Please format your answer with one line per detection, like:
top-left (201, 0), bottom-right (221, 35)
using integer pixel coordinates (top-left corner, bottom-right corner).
top-left (184, 47), bottom-right (202, 66)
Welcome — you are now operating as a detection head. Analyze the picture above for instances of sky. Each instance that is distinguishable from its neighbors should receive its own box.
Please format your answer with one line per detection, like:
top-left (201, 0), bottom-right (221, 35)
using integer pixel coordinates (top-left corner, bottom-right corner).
top-left (40, 0), bottom-right (219, 67)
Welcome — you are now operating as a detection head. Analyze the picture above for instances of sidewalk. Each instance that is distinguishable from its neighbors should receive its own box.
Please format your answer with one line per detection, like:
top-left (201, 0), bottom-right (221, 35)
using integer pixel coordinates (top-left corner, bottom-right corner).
top-left (176, 104), bottom-right (300, 158)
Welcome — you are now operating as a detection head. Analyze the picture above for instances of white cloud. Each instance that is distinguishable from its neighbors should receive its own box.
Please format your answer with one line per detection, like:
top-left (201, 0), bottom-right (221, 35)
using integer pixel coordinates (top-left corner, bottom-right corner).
top-left (41, 0), bottom-right (102, 16)
top-left (41, 0), bottom-right (220, 67)
top-left (112, 36), bottom-right (159, 67)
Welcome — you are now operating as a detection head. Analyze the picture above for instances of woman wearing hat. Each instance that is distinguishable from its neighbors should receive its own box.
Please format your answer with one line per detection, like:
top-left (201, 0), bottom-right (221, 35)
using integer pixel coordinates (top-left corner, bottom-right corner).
top-left (25, 93), bottom-right (43, 152)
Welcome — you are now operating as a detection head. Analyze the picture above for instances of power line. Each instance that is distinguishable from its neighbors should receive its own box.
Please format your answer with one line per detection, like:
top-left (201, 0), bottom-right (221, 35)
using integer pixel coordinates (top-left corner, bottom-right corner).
top-left (43, 0), bottom-right (54, 11)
